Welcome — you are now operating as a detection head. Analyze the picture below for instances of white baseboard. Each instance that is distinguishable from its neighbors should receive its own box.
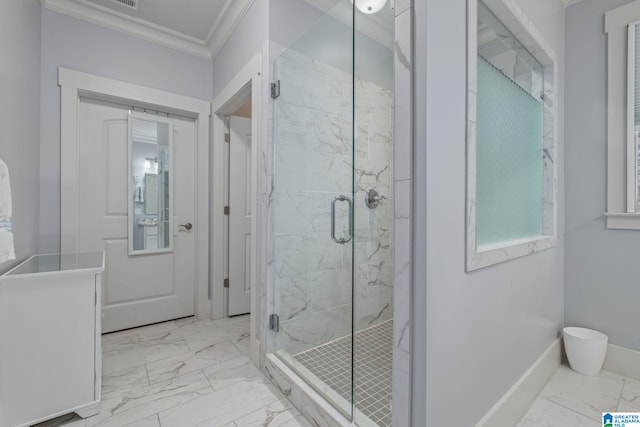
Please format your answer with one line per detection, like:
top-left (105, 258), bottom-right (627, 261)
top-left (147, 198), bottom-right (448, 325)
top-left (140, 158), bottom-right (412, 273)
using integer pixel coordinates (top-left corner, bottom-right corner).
top-left (476, 338), bottom-right (562, 427)
top-left (603, 343), bottom-right (640, 380)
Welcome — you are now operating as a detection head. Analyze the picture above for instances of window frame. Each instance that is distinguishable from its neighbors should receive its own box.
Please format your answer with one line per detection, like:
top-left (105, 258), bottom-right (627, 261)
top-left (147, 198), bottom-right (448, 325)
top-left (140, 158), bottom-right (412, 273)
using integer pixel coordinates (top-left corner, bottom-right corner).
top-left (466, 0), bottom-right (558, 272)
top-left (626, 22), bottom-right (638, 213)
top-left (605, 0), bottom-right (640, 229)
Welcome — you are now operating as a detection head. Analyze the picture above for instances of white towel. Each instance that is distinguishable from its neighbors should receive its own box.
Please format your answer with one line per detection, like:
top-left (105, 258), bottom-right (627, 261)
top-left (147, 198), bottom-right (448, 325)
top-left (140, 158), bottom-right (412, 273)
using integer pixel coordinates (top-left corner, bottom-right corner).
top-left (0, 159), bottom-right (15, 264)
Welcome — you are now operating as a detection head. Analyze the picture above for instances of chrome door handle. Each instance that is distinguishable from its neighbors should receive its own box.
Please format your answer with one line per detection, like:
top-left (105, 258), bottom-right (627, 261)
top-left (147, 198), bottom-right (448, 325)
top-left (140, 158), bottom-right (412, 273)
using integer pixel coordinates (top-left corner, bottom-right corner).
top-left (179, 222), bottom-right (193, 231)
top-left (331, 195), bottom-right (352, 244)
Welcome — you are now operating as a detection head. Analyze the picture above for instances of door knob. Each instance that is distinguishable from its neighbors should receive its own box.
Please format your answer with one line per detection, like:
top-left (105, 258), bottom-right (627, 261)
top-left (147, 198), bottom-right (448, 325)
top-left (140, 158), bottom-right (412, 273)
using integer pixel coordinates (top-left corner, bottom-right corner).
top-left (179, 222), bottom-right (193, 231)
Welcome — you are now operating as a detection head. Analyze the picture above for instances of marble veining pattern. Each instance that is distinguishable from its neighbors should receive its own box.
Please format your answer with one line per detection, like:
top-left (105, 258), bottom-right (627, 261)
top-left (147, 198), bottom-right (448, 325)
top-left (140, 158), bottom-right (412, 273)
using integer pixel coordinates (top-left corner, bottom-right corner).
top-left (263, 355), bottom-right (352, 427)
top-left (262, 5), bottom-right (413, 426)
top-left (33, 316), bottom-right (310, 427)
top-left (272, 47), bottom-right (394, 355)
top-left (392, 7), bottom-right (413, 427)
top-left (517, 364), bottom-right (640, 426)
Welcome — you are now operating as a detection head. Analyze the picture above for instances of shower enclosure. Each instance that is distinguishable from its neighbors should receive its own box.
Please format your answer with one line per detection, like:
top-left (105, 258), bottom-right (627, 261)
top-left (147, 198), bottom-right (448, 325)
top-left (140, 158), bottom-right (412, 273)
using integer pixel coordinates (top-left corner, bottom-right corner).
top-left (270, 0), bottom-right (394, 425)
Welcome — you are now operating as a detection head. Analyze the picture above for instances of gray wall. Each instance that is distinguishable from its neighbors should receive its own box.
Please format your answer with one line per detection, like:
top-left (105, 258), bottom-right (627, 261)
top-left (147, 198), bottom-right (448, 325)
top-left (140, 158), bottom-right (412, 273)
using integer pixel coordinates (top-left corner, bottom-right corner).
top-left (211, 0), bottom-right (393, 98)
top-left (418, 0), bottom-right (566, 425)
top-left (39, 9), bottom-right (213, 253)
top-left (565, 0), bottom-right (640, 350)
top-left (0, 0), bottom-right (42, 272)
top-left (212, 0), bottom-right (268, 98)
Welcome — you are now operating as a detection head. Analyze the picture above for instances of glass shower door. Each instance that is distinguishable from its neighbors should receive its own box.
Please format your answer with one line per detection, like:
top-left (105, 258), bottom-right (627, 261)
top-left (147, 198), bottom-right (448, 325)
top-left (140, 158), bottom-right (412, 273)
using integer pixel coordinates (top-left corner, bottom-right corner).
top-left (271, 0), bottom-right (356, 419)
top-left (271, 1), bottom-right (395, 425)
top-left (352, 6), bottom-right (395, 426)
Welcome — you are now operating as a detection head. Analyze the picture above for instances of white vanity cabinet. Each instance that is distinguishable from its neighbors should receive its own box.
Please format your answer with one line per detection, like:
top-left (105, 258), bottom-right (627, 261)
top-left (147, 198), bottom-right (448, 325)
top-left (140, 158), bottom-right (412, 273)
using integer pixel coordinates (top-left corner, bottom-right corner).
top-left (0, 252), bottom-right (104, 427)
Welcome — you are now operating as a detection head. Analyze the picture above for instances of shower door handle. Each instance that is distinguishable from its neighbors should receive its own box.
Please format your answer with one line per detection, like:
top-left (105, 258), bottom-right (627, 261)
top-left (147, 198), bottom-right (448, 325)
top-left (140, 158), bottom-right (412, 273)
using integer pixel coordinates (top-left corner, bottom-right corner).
top-left (331, 195), bottom-right (353, 244)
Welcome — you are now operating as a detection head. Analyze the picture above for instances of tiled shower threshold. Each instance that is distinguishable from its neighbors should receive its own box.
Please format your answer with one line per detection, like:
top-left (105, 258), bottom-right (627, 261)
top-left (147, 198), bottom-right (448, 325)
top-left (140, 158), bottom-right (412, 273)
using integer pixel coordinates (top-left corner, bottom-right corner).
top-left (274, 320), bottom-right (393, 427)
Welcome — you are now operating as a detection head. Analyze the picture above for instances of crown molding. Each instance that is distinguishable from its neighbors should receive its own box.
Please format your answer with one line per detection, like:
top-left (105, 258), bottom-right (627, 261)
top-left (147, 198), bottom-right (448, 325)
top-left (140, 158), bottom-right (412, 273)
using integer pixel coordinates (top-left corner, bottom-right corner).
top-left (41, 0), bottom-right (211, 58)
top-left (206, 0), bottom-right (255, 58)
top-left (560, 0), bottom-right (583, 7)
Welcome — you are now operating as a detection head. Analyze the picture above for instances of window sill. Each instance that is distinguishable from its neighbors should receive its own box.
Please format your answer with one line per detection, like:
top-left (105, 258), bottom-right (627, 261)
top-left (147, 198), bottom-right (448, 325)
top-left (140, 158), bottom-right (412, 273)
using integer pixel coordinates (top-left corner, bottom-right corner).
top-left (467, 235), bottom-right (556, 272)
top-left (605, 212), bottom-right (640, 230)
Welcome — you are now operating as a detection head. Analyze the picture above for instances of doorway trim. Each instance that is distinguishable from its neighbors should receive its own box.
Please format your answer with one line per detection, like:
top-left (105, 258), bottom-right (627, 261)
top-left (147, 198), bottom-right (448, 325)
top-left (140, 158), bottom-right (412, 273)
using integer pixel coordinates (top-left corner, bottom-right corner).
top-left (58, 67), bottom-right (212, 320)
top-left (211, 54), bottom-right (262, 365)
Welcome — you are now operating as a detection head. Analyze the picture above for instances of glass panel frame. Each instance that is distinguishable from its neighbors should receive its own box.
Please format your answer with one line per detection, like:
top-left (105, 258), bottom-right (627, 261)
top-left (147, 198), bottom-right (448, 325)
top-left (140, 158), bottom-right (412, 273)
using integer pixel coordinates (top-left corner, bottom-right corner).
top-left (270, 0), bottom-right (357, 421)
top-left (128, 112), bottom-right (174, 255)
top-left (352, 3), bottom-right (395, 426)
top-left (269, 1), bottom-right (396, 425)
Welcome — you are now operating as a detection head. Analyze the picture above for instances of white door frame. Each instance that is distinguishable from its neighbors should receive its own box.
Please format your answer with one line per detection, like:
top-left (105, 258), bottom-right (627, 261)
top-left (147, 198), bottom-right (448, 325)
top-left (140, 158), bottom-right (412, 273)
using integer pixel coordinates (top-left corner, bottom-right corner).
top-left (211, 54), bottom-right (262, 365)
top-left (59, 67), bottom-right (212, 320)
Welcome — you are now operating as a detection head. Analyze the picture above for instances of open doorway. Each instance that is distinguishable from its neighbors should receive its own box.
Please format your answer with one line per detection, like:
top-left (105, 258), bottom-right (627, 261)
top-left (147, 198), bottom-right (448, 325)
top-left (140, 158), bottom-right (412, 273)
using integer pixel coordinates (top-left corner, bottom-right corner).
top-left (211, 54), bottom-right (262, 366)
top-left (225, 102), bottom-right (252, 316)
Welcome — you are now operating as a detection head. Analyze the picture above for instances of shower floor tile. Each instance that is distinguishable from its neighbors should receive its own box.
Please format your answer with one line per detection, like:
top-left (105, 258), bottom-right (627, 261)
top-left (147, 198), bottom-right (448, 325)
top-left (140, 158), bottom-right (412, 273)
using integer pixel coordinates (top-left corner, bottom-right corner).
top-left (293, 319), bottom-right (393, 427)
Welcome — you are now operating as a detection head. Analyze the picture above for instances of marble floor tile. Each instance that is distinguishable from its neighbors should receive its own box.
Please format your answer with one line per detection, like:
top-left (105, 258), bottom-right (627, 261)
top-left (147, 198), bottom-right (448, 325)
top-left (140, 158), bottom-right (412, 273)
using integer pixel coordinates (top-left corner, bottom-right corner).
top-left (157, 379), bottom-right (283, 427)
top-left (184, 327), bottom-right (250, 352)
top-left (101, 365), bottom-right (149, 395)
top-left (146, 340), bottom-right (242, 385)
top-left (231, 399), bottom-right (312, 427)
top-left (31, 317), bottom-right (305, 427)
top-left (233, 333), bottom-right (251, 356)
top-left (128, 320), bottom-right (184, 340)
top-left (139, 318), bottom-right (218, 347)
top-left (619, 378), bottom-right (640, 411)
top-left (539, 364), bottom-right (624, 421)
top-left (618, 401), bottom-right (640, 412)
top-left (86, 370), bottom-right (214, 427)
top-left (125, 415), bottom-right (160, 427)
top-left (517, 397), bottom-right (600, 427)
top-left (102, 339), bottom-right (190, 375)
top-left (213, 315), bottom-right (250, 329)
top-left (102, 332), bottom-right (141, 356)
top-left (202, 356), bottom-right (264, 390)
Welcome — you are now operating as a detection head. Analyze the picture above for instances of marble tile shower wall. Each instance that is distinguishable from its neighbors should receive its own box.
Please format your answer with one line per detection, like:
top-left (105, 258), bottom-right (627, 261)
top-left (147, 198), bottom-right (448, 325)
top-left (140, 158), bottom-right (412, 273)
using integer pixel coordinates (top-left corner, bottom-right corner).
top-left (273, 49), bottom-right (394, 355)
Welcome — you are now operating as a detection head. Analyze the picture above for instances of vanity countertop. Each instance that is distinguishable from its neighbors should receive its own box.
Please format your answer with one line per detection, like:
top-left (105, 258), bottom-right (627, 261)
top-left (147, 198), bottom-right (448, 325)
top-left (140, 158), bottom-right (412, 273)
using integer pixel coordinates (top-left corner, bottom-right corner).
top-left (2, 252), bottom-right (104, 278)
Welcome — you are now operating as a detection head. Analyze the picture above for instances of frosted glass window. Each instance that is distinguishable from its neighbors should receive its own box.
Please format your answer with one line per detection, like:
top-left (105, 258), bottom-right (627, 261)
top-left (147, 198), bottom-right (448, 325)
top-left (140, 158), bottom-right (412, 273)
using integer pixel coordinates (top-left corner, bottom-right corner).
top-left (467, 0), bottom-right (556, 270)
top-left (476, 56), bottom-right (543, 246)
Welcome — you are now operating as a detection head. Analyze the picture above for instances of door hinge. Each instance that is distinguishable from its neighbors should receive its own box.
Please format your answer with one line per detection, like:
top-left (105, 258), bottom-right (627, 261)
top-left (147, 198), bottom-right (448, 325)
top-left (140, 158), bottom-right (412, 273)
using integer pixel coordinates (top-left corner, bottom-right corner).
top-left (271, 80), bottom-right (280, 99)
top-left (225, 133), bottom-right (230, 143)
top-left (224, 206), bottom-right (230, 215)
top-left (224, 278), bottom-right (229, 288)
top-left (269, 314), bottom-right (280, 332)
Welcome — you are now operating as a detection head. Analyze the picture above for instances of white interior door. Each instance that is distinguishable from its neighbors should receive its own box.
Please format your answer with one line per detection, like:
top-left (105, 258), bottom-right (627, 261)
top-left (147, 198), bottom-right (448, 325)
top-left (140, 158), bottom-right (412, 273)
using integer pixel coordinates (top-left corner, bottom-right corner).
top-left (78, 97), bottom-right (196, 333)
top-left (228, 116), bottom-right (252, 316)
